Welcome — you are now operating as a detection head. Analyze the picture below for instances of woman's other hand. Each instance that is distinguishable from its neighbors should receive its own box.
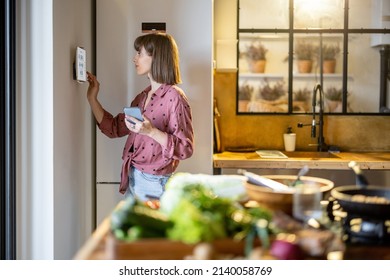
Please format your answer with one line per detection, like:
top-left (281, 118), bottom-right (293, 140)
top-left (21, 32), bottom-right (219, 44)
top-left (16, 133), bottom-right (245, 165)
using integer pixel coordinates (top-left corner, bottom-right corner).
top-left (125, 115), bottom-right (147, 133)
top-left (125, 115), bottom-right (168, 147)
top-left (125, 115), bottom-right (155, 135)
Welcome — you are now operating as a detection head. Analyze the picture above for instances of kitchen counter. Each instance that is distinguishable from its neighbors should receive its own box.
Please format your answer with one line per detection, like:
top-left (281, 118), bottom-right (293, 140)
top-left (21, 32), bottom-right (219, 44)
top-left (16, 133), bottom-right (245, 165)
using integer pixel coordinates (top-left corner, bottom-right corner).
top-left (213, 151), bottom-right (390, 173)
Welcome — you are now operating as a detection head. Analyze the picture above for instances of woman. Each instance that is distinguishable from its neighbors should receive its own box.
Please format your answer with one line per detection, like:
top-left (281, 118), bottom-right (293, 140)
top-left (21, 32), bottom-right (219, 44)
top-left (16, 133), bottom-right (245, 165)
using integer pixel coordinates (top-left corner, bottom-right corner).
top-left (86, 33), bottom-right (194, 201)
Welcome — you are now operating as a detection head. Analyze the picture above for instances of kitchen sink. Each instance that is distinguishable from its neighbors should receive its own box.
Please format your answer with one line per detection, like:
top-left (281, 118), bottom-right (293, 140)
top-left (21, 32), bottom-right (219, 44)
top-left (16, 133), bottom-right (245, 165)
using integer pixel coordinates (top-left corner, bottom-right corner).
top-left (283, 151), bottom-right (341, 159)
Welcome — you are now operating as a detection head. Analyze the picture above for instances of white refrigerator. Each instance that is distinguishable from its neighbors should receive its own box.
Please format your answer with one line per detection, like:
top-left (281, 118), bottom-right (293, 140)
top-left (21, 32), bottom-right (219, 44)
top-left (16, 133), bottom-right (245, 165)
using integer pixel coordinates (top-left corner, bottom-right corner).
top-left (96, 0), bottom-right (213, 224)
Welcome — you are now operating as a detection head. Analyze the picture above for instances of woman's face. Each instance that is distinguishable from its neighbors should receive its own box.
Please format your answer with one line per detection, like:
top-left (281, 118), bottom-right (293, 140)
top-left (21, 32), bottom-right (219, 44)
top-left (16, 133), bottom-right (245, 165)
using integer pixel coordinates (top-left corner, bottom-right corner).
top-left (133, 46), bottom-right (152, 76)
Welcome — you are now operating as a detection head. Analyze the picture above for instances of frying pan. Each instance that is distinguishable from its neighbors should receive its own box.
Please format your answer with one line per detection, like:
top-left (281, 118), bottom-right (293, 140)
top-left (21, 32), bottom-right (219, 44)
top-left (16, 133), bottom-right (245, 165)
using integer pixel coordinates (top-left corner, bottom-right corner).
top-left (330, 186), bottom-right (390, 219)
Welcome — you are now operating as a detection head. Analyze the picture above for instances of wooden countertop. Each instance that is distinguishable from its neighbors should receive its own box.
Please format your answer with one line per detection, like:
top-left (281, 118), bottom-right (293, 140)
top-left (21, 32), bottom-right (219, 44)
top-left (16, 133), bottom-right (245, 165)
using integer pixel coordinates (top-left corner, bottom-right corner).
top-left (213, 151), bottom-right (390, 170)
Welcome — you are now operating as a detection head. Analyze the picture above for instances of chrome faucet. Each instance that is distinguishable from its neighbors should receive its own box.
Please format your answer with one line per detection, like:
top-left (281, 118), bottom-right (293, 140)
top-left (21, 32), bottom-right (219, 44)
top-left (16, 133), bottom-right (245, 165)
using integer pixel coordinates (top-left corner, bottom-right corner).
top-left (298, 84), bottom-right (327, 152)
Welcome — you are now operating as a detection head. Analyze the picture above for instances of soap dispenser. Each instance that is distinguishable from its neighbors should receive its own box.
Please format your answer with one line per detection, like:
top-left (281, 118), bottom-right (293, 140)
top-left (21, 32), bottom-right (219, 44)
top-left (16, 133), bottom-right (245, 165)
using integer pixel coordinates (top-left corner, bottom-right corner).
top-left (283, 126), bottom-right (296, 152)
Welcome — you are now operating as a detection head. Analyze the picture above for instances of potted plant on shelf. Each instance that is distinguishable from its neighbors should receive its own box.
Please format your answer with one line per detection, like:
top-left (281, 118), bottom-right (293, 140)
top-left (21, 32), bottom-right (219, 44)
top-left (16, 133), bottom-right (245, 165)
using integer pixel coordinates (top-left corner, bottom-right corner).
top-left (325, 86), bottom-right (343, 112)
top-left (238, 82), bottom-right (253, 112)
top-left (258, 80), bottom-right (286, 101)
top-left (293, 87), bottom-right (311, 112)
top-left (320, 44), bottom-right (341, 73)
top-left (294, 40), bottom-right (316, 73)
top-left (247, 80), bottom-right (287, 112)
top-left (243, 42), bottom-right (268, 73)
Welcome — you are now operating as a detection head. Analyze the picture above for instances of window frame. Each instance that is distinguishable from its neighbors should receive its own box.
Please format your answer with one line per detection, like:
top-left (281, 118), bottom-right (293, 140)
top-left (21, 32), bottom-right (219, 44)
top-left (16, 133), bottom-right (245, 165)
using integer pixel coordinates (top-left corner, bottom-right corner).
top-left (237, 0), bottom-right (390, 115)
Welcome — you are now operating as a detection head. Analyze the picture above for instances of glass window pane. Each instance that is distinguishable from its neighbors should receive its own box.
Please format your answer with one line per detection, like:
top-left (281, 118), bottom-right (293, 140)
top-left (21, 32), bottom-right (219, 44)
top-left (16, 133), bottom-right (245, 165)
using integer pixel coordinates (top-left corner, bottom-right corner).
top-left (293, 81), bottom-right (345, 114)
top-left (238, 33), bottom-right (289, 113)
top-left (347, 34), bottom-right (385, 113)
top-left (237, 0), bottom-right (390, 114)
top-left (292, 33), bottom-right (344, 113)
top-left (323, 81), bottom-right (344, 113)
top-left (239, 0), bottom-right (289, 29)
top-left (293, 85), bottom-right (312, 113)
top-left (294, 0), bottom-right (344, 29)
top-left (238, 34), bottom-right (289, 74)
top-left (349, 0), bottom-right (377, 29)
top-left (238, 79), bottom-right (289, 113)
top-left (292, 35), bottom-right (319, 113)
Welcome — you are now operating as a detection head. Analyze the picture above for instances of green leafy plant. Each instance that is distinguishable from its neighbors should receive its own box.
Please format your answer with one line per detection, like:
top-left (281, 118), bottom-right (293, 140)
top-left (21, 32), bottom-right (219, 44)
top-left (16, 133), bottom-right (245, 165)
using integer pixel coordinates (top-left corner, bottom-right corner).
top-left (243, 42), bottom-right (268, 60)
top-left (158, 173), bottom-right (273, 245)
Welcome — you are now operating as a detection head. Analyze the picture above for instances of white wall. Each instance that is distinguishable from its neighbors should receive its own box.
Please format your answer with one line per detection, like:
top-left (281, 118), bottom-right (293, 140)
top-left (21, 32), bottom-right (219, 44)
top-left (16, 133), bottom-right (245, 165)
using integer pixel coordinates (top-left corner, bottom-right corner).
top-left (52, 0), bottom-right (95, 260)
top-left (17, 0), bottom-right (95, 259)
top-left (17, 0), bottom-right (54, 260)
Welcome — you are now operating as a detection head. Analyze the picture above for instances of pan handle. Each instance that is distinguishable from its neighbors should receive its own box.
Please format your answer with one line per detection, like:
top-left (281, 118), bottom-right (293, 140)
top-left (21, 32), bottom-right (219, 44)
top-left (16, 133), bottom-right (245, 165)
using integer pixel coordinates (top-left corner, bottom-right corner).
top-left (348, 161), bottom-right (369, 189)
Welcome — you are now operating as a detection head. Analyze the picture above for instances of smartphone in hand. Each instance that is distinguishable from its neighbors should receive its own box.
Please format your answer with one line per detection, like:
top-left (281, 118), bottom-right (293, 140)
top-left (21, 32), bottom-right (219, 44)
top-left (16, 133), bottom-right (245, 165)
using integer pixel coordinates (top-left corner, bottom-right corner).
top-left (123, 107), bottom-right (144, 123)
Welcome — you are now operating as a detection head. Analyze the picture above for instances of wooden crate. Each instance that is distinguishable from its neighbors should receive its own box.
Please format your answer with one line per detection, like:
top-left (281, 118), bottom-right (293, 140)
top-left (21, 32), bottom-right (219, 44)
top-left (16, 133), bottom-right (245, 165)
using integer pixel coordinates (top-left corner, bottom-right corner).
top-left (73, 211), bottom-right (390, 260)
top-left (105, 234), bottom-right (254, 260)
top-left (73, 214), bottom-right (259, 260)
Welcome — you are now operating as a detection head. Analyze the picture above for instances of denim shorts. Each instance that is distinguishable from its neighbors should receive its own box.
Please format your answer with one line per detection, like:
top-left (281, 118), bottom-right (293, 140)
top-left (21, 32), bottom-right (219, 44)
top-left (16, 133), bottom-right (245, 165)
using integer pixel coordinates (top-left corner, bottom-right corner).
top-left (125, 166), bottom-right (171, 201)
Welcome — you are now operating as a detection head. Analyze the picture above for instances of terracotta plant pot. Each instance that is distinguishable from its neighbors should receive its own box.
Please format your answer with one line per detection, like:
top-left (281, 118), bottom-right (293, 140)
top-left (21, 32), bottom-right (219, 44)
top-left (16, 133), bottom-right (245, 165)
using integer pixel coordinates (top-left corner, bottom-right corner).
top-left (248, 59), bottom-right (266, 73)
top-left (326, 100), bottom-right (342, 112)
top-left (323, 59), bottom-right (336, 74)
top-left (297, 60), bottom-right (313, 73)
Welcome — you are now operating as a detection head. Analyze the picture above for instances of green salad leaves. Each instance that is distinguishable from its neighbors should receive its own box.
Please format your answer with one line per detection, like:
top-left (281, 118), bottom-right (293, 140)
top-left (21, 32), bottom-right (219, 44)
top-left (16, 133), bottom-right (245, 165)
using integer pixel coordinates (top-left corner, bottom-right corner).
top-left (111, 173), bottom-right (273, 245)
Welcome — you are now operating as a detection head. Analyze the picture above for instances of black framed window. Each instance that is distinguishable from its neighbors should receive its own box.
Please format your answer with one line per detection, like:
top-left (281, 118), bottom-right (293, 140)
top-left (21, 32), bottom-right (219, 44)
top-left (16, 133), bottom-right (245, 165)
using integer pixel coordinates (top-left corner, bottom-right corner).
top-left (237, 0), bottom-right (390, 114)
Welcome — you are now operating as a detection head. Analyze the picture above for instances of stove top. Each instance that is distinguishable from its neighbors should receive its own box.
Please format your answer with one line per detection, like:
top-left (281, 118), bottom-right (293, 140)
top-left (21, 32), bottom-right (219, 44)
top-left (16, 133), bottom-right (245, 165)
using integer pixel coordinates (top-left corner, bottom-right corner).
top-left (343, 215), bottom-right (390, 244)
top-left (328, 199), bottom-right (390, 245)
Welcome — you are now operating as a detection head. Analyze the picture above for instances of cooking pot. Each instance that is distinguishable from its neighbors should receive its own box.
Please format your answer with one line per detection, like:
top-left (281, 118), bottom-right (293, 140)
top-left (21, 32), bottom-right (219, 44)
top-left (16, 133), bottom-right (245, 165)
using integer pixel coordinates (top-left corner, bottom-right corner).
top-left (330, 185), bottom-right (390, 219)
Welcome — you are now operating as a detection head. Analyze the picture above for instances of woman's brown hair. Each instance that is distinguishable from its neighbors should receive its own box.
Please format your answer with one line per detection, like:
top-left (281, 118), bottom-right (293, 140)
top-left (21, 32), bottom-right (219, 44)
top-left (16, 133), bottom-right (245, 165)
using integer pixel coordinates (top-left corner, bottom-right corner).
top-left (134, 33), bottom-right (181, 85)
